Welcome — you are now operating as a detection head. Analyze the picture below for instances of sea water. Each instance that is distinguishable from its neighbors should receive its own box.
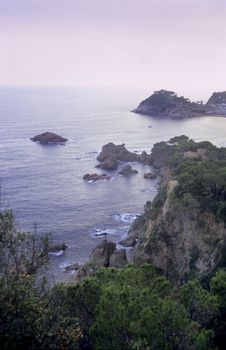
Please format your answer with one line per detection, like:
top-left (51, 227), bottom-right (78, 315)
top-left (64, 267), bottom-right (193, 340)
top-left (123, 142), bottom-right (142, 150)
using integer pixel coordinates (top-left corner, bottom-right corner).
top-left (1, 86), bottom-right (226, 280)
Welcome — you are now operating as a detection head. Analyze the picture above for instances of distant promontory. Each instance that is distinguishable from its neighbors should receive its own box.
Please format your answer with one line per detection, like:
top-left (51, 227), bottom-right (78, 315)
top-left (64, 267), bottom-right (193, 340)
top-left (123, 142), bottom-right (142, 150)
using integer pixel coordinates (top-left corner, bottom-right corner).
top-left (133, 89), bottom-right (226, 118)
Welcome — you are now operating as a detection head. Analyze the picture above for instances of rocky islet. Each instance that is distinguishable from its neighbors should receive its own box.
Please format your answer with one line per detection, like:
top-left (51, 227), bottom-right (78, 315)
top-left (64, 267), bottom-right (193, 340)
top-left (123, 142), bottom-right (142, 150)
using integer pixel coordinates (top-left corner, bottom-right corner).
top-left (31, 132), bottom-right (68, 144)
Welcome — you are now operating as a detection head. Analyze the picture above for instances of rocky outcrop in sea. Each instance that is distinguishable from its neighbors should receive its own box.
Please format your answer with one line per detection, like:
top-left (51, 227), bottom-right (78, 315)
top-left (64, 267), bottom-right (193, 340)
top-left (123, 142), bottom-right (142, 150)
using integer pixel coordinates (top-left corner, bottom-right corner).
top-left (31, 132), bottom-right (68, 144)
top-left (84, 143), bottom-right (152, 181)
top-left (133, 89), bottom-right (226, 119)
top-left (96, 142), bottom-right (151, 169)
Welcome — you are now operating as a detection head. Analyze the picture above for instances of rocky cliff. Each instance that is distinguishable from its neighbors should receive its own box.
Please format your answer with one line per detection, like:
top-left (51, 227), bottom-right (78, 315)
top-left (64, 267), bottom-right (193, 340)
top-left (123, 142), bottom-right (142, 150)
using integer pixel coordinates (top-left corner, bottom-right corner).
top-left (133, 89), bottom-right (226, 118)
top-left (206, 91), bottom-right (226, 115)
top-left (126, 136), bottom-right (226, 284)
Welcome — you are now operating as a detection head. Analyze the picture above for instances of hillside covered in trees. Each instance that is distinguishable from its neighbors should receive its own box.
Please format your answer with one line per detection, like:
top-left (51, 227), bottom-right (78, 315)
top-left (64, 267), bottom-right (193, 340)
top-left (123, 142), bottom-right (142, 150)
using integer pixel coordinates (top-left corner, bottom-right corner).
top-left (131, 136), bottom-right (226, 284)
top-left (1, 137), bottom-right (226, 349)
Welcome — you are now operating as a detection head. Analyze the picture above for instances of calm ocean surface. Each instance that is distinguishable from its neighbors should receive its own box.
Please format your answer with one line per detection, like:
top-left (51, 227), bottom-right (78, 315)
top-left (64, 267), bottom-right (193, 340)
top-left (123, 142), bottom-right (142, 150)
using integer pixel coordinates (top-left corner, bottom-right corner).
top-left (1, 86), bottom-right (226, 281)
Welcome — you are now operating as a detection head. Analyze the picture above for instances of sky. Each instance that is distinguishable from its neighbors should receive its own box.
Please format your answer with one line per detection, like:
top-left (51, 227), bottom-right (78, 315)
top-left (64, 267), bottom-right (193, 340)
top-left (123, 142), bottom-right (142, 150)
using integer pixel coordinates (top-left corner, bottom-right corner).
top-left (0, 0), bottom-right (226, 99)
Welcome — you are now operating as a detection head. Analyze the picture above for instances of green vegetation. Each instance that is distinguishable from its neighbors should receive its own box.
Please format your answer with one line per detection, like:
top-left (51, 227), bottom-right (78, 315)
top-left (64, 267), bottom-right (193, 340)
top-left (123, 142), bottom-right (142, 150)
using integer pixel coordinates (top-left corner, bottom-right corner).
top-left (150, 136), bottom-right (226, 222)
top-left (0, 210), bottom-right (82, 349)
top-left (1, 209), bottom-right (226, 349)
top-left (141, 90), bottom-right (192, 113)
top-left (2, 137), bottom-right (226, 349)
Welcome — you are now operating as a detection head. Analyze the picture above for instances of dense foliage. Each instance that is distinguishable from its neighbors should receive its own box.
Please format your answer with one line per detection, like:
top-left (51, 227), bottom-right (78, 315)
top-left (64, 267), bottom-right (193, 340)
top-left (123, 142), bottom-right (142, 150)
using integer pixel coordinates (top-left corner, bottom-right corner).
top-left (1, 209), bottom-right (226, 349)
top-left (0, 210), bottom-right (82, 349)
top-left (151, 136), bottom-right (226, 222)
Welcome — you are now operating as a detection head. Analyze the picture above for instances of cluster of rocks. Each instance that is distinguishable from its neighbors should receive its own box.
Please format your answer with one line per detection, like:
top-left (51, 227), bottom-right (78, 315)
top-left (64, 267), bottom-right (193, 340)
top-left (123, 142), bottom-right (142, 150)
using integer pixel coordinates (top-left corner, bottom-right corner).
top-left (96, 142), bottom-right (151, 170)
top-left (83, 143), bottom-right (156, 181)
top-left (31, 132), bottom-right (68, 144)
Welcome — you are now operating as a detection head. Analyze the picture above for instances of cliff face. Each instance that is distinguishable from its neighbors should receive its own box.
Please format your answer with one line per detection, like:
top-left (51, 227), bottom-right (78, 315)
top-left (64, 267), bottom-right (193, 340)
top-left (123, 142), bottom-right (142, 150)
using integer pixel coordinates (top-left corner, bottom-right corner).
top-left (133, 89), bottom-right (226, 118)
top-left (133, 181), bottom-right (226, 285)
top-left (206, 91), bottom-right (226, 115)
top-left (130, 137), bottom-right (226, 284)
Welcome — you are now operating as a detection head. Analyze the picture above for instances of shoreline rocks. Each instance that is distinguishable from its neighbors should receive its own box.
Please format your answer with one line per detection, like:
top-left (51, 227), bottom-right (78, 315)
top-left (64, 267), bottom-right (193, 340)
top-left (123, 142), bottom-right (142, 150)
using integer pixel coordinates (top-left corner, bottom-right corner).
top-left (49, 242), bottom-right (68, 256)
top-left (120, 215), bottom-right (146, 247)
top-left (144, 172), bottom-right (157, 179)
top-left (90, 240), bottom-right (128, 268)
top-left (31, 132), bottom-right (68, 144)
top-left (76, 240), bottom-right (128, 281)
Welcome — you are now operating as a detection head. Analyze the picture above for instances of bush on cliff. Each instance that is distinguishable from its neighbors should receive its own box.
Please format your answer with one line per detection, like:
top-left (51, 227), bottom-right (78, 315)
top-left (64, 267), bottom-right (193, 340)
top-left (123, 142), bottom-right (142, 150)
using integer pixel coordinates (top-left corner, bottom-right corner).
top-left (0, 210), bottom-right (82, 349)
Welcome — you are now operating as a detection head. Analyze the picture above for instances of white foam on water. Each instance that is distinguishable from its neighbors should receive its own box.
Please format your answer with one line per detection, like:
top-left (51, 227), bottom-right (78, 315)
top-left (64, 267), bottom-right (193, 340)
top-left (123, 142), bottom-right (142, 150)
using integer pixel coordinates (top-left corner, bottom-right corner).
top-left (59, 262), bottom-right (70, 269)
top-left (93, 228), bottom-right (114, 237)
top-left (86, 177), bottom-right (114, 184)
top-left (141, 188), bottom-right (152, 193)
top-left (48, 250), bottom-right (64, 257)
top-left (113, 213), bottom-right (139, 224)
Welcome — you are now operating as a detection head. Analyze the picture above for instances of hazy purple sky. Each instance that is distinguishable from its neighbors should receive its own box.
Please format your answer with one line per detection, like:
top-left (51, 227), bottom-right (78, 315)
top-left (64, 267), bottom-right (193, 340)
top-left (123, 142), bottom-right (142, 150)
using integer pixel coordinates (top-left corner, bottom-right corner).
top-left (0, 0), bottom-right (226, 99)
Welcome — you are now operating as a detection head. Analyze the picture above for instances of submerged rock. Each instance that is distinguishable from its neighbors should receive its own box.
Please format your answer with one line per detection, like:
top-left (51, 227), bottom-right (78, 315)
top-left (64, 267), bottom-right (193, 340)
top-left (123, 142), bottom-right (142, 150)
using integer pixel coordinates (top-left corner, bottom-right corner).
top-left (63, 262), bottom-right (81, 272)
top-left (118, 165), bottom-right (138, 176)
top-left (31, 132), bottom-right (68, 144)
top-left (49, 242), bottom-right (68, 253)
top-left (83, 173), bottom-right (111, 181)
top-left (144, 172), bottom-right (157, 179)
